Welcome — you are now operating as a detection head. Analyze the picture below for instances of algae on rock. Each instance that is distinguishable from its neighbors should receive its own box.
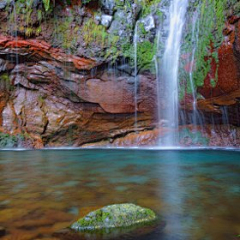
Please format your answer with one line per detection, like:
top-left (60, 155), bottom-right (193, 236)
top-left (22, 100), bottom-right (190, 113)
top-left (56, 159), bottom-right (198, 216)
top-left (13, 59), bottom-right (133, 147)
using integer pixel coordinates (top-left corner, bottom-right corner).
top-left (71, 203), bottom-right (157, 231)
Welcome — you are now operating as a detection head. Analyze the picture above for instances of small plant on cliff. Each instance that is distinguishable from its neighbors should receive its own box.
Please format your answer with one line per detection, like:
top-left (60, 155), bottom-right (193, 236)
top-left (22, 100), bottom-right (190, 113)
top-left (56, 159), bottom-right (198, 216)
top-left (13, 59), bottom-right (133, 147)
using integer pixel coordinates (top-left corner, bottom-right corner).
top-left (0, 133), bottom-right (19, 148)
top-left (138, 0), bottom-right (162, 17)
top-left (53, 15), bottom-right (79, 50)
top-left (7, 0), bottom-right (45, 37)
top-left (82, 0), bottom-right (93, 4)
top-left (82, 18), bottom-right (120, 61)
top-left (82, 18), bottom-right (109, 46)
top-left (0, 73), bottom-right (13, 92)
top-left (42, 0), bottom-right (94, 10)
top-left (121, 40), bottom-right (157, 72)
top-left (43, 0), bottom-right (51, 11)
top-left (179, 128), bottom-right (209, 146)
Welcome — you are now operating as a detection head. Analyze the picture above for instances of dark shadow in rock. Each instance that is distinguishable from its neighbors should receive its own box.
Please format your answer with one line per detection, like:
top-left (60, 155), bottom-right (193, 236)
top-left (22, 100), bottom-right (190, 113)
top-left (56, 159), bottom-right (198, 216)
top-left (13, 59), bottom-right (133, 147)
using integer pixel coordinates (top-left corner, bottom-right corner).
top-left (0, 226), bottom-right (6, 237)
top-left (53, 219), bottom-right (165, 240)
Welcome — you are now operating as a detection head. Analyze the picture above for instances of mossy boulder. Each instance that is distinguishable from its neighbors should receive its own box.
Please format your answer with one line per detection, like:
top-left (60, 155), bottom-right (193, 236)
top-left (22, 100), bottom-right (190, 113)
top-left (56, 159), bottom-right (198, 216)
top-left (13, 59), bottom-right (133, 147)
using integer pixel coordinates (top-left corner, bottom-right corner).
top-left (71, 203), bottom-right (157, 231)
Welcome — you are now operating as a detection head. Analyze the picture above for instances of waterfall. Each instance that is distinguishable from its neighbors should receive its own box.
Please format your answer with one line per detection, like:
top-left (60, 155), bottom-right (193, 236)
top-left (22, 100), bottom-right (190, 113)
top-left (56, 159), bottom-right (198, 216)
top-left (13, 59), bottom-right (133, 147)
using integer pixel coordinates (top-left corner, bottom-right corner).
top-left (189, 13), bottom-right (199, 129)
top-left (134, 22), bottom-right (139, 131)
top-left (157, 0), bottom-right (189, 146)
top-left (187, 9), bottom-right (205, 138)
top-left (11, 1), bottom-right (20, 89)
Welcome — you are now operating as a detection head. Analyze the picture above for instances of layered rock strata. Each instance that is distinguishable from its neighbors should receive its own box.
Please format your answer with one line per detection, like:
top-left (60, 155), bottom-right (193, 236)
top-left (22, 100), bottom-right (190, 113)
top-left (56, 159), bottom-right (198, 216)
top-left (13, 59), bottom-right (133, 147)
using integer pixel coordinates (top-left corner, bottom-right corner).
top-left (0, 35), bottom-right (157, 148)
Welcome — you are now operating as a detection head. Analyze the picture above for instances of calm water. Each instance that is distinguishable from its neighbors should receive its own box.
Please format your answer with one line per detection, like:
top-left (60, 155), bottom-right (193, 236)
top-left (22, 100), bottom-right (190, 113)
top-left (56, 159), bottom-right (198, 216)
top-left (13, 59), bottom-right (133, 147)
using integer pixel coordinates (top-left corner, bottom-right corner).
top-left (0, 149), bottom-right (239, 240)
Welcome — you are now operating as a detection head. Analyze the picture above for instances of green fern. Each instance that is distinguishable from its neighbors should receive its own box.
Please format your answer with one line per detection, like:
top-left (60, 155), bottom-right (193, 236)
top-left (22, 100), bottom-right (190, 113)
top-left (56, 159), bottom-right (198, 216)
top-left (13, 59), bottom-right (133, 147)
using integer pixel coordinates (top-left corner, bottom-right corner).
top-left (43, 0), bottom-right (50, 11)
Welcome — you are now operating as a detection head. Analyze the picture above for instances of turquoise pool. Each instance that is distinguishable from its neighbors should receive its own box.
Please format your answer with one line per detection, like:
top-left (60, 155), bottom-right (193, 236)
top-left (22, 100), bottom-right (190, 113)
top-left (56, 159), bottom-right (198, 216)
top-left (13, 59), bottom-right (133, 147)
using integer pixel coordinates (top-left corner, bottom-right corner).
top-left (0, 149), bottom-right (239, 239)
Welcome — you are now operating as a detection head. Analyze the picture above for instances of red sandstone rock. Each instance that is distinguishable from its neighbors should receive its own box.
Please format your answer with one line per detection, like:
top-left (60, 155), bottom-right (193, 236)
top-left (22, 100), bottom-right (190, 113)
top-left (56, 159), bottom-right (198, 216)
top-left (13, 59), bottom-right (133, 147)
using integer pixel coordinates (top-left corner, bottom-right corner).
top-left (0, 52), bottom-right (157, 147)
top-left (0, 35), bottom-right (97, 71)
top-left (82, 124), bottom-right (240, 148)
top-left (0, 14), bottom-right (240, 148)
top-left (199, 18), bottom-right (240, 99)
top-left (197, 89), bottom-right (240, 114)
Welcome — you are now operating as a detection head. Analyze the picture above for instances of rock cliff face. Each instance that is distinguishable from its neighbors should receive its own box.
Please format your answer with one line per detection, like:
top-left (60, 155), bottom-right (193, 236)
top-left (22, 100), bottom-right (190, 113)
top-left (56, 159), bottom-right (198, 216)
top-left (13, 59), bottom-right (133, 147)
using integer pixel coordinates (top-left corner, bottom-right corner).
top-left (192, 14), bottom-right (240, 136)
top-left (197, 14), bottom-right (240, 114)
top-left (0, 34), bottom-right (157, 148)
top-left (0, 0), bottom-right (240, 148)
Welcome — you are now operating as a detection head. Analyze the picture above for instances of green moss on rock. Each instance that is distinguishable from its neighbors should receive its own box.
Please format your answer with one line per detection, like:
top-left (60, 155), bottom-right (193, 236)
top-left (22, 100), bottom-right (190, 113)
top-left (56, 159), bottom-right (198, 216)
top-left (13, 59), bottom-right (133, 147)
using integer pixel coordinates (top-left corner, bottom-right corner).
top-left (71, 203), bottom-right (157, 231)
top-left (179, 128), bottom-right (209, 146)
top-left (0, 133), bottom-right (24, 148)
top-left (193, 0), bottom-right (233, 88)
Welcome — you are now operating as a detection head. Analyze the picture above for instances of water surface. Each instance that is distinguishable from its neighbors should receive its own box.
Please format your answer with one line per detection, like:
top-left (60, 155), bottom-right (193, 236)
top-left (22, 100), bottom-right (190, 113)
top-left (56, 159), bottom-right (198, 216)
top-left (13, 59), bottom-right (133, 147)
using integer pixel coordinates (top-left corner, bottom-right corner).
top-left (0, 149), bottom-right (239, 240)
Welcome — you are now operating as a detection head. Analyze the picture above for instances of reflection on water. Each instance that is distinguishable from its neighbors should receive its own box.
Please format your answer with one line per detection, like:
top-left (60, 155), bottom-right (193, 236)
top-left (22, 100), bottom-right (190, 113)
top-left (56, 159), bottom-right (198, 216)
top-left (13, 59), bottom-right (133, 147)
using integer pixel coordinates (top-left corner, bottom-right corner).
top-left (0, 149), bottom-right (239, 240)
top-left (160, 151), bottom-right (187, 240)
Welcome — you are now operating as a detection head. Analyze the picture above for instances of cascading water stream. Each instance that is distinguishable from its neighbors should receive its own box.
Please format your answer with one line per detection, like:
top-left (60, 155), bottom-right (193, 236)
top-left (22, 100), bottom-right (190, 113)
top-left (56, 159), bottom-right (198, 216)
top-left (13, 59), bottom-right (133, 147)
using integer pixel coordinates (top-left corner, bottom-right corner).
top-left (187, 10), bottom-right (205, 137)
top-left (158, 0), bottom-right (189, 146)
top-left (134, 22), bottom-right (139, 131)
top-left (11, 1), bottom-right (20, 89)
top-left (189, 14), bottom-right (199, 129)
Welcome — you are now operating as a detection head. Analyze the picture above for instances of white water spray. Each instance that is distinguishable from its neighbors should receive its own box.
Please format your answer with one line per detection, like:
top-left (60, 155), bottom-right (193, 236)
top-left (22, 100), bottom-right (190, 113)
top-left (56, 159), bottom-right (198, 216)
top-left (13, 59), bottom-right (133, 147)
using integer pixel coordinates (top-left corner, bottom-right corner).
top-left (134, 22), bottom-right (139, 131)
top-left (158, 0), bottom-right (189, 146)
top-left (189, 14), bottom-right (199, 128)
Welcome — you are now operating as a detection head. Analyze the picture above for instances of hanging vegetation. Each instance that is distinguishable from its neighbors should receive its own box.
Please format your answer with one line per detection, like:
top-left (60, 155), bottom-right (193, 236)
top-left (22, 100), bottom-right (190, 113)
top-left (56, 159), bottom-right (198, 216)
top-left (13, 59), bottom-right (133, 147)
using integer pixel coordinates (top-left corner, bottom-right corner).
top-left (43, 0), bottom-right (51, 11)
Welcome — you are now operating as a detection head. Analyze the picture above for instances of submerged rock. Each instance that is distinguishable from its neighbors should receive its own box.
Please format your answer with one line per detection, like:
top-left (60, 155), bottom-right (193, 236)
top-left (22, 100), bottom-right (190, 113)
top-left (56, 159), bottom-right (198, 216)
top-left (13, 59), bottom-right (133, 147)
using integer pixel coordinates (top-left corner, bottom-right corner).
top-left (70, 203), bottom-right (157, 231)
top-left (0, 226), bottom-right (6, 237)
